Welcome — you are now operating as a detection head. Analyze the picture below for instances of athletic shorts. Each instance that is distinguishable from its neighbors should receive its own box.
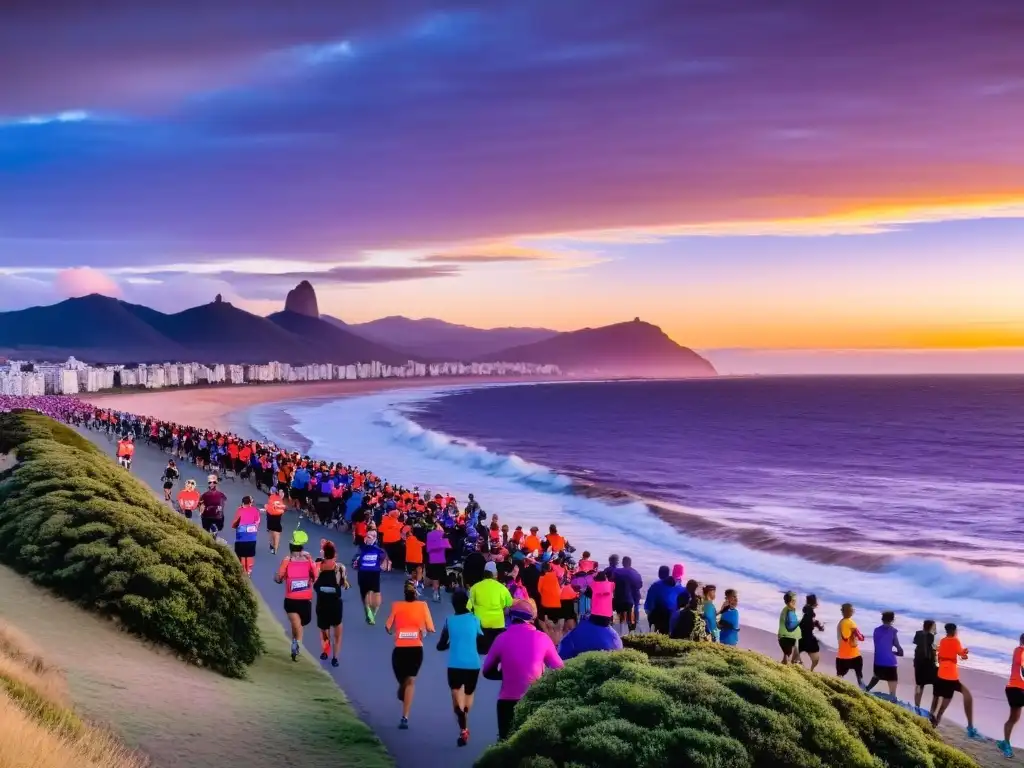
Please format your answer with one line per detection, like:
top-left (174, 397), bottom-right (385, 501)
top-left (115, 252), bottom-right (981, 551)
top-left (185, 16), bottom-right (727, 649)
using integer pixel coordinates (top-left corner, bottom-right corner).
top-left (163, 481), bottom-right (174, 490)
top-left (426, 563), bottom-right (447, 581)
top-left (392, 647), bottom-right (424, 682)
top-left (778, 637), bottom-right (797, 654)
top-left (234, 541), bottom-right (257, 559)
top-left (316, 602), bottom-right (343, 630)
top-left (284, 598), bottom-right (312, 627)
top-left (266, 515), bottom-right (283, 533)
top-left (202, 516), bottom-right (225, 533)
top-left (914, 663), bottom-right (936, 688)
top-left (798, 635), bottom-right (820, 655)
top-left (538, 604), bottom-right (562, 623)
top-left (836, 656), bottom-right (863, 677)
top-left (1006, 686), bottom-right (1024, 709)
top-left (291, 489), bottom-right (307, 504)
top-left (358, 570), bottom-right (381, 599)
top-left (561, 598), bottom-right (578, 622)
top-left (182, 509), bottom-right (193, 520)
top-left (933, 678), bottom-right (962, 699)
top-left (872, 664), bottom-right (898, 682)
top-left (613, 601), bottom-right (634, 617)
top-left (447, 668), bottom-right (480, 696)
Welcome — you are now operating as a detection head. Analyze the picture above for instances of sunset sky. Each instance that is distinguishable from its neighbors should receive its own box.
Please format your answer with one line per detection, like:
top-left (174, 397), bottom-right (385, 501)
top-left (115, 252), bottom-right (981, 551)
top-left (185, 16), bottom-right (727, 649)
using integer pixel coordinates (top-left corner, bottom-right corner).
top-left (1, 1), bottom-right (1022, 358)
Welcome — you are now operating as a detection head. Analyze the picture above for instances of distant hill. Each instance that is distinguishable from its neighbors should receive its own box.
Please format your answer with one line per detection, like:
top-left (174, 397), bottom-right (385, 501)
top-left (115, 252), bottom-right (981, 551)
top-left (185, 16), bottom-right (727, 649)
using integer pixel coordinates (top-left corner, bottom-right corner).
top-left (486, 319), bottom-right (716, 377)
top-left (0, 295), bottom-right (187, 362)
top-left (267, 310), bottom-right (410, 365)
top-left (0, 293), bottom-right (405, 365)
top-left (335, 315), bottom-right (557, 360)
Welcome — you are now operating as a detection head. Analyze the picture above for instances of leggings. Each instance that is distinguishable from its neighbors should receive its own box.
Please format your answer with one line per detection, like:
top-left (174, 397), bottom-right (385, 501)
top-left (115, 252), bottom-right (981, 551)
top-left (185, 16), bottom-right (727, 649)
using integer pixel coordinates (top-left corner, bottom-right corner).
top-left (497, 698), bottom-right (519, 741)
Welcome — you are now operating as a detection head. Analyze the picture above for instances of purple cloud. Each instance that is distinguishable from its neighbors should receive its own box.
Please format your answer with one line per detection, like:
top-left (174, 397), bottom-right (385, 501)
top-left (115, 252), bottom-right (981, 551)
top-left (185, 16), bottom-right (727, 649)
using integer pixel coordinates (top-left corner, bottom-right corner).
top-left (0, 0), bottom-right (1021, 276)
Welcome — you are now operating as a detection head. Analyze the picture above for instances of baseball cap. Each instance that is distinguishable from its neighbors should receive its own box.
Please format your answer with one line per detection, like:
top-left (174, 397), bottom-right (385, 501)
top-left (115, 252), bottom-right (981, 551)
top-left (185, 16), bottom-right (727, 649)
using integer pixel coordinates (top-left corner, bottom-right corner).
top-left (484, 561), bottom-right (498, 575)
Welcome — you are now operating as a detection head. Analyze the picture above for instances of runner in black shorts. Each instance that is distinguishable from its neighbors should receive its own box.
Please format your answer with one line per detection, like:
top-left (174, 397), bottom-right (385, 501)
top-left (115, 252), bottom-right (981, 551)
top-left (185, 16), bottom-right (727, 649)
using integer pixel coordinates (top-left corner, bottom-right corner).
top-left (385, 580), bottom-right (435, 730)
top-left (437, 592), bottom-right (483, 747)
top-left (314, 541), bottom-right (348, 668)
top-left (998, 633), bottom-right (1024, 758)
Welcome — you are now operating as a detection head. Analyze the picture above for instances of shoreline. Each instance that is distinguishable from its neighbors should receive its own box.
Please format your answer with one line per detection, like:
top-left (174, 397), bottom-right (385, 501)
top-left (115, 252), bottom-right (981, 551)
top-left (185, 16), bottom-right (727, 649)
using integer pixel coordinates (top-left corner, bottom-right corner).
top-left (86, 375), bottom-right (556, 433)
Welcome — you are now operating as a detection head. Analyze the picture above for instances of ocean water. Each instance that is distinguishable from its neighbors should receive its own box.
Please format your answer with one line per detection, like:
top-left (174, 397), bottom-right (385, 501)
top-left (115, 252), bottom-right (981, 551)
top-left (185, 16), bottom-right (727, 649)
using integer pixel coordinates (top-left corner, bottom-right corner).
top-left (242, 376), bottom-right (1024, 673)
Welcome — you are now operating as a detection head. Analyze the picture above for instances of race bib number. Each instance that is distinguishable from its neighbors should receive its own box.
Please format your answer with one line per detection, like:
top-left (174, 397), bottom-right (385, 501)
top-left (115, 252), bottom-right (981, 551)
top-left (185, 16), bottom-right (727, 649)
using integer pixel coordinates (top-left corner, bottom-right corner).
top-left (242, 525), bottom-right (258, 533)
top-left (290, 579), bottom-right (310, 591)
top-left (362, 554), bottom-right (378, 566)
top-left (318, 586), bottom-right (337, 595)
top-left (398, 630), bottom-right (419, 640)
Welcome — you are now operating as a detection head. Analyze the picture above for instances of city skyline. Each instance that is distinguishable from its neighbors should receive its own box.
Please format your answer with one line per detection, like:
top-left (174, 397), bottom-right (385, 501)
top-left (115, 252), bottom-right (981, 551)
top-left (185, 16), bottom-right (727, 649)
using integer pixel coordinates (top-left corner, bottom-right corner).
top-left (2, 1), bottom-right (1023, 364)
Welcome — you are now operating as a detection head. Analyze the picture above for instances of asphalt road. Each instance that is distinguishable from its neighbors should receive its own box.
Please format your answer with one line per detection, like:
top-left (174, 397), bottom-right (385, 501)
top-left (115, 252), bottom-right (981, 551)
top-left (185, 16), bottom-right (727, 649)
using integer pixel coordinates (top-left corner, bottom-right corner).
top-left (80, 429), bottom-right (500, 768)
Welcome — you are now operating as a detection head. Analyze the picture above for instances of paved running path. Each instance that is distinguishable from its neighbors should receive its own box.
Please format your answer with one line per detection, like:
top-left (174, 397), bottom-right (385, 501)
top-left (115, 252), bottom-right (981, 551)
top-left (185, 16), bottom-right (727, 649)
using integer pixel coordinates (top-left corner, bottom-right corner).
top-left (80, 429), bottom-right (499, 768)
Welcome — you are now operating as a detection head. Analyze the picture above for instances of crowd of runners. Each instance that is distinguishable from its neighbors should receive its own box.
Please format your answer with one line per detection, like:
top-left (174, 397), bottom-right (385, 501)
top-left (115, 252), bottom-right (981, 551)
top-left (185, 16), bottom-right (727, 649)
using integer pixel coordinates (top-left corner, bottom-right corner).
top-left (2, 394), bottom-right (1022, 757)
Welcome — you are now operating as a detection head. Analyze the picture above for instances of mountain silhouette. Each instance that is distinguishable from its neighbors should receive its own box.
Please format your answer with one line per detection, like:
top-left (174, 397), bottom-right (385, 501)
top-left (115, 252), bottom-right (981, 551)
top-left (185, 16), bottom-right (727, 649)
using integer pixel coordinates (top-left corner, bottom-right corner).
top-left (333, 315), bottom-right (557, 360)
top-left (267, 310), bottom-right (410, 364)
top-left (485, 319), bottom-right (716, 377)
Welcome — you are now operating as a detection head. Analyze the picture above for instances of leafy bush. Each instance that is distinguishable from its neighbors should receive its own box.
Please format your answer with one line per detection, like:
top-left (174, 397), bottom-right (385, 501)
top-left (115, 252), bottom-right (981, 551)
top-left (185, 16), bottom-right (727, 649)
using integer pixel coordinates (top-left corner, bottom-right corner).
top-left (475, 637), bottom-right (975, 768)
top-left (0, 413), bottom-right (262, 677)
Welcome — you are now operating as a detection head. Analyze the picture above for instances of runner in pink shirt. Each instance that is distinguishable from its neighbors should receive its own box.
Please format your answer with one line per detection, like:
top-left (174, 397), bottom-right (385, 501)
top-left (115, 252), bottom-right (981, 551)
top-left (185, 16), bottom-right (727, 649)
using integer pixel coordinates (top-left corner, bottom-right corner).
top-left (482, 599), bottom-right (563, 741)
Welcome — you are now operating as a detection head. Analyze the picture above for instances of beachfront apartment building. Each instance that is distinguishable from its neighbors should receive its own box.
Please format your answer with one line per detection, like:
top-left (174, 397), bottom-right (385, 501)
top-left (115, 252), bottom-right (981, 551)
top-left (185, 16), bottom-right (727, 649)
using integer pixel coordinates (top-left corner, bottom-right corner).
top-left (12, 356), bottom-right (559, 395)
top-left (0, 369), bottom-right (46, 396)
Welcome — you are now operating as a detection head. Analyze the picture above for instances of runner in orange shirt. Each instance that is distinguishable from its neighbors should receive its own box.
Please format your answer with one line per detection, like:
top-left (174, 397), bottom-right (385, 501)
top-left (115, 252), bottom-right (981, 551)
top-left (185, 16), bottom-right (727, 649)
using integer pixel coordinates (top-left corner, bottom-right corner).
top-left (999, 632), bottom-right (1024, 758)
top-left (176, 480), bottom-right (201, 519)
top-left (265, 487), bottom-right (287, 554)
top-left (385, 580), bottom-right (435, 729)
top-left (405, 531), bottom-right (426, 591)
top-left (930, 622), bottom-right (979, 739)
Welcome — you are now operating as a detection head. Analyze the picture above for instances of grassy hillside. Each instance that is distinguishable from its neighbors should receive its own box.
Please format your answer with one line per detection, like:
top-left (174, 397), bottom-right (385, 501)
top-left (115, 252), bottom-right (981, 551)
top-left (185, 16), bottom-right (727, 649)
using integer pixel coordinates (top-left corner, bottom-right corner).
top-left (0, 411), bottom-right (261, 677)
top-left (0, 618), bottom-right (146, 768)
top-left (0, 565), bottom-right (391, 768)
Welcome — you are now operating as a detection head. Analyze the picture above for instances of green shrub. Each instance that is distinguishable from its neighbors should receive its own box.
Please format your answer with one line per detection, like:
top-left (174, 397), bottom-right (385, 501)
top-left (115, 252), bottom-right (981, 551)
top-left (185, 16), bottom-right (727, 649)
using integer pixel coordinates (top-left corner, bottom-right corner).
top-left (475, 638), bottom-right (975, 768)
top-left (0, 413), bottom-right (263, 677)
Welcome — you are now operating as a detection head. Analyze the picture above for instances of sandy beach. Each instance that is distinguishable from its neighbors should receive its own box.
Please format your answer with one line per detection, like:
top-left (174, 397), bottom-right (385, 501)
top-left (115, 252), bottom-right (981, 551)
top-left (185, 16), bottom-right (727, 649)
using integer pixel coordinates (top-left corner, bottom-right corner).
top-left (86, 375), bottom-right (552, 433)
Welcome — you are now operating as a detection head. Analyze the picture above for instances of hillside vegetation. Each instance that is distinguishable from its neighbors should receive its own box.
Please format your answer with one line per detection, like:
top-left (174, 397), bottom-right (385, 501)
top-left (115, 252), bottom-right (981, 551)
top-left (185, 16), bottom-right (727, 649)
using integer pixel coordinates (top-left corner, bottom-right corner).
top-left (476, 635), bottom-right (975, 768)
top-left (0, 411), bottom-right (262, 677)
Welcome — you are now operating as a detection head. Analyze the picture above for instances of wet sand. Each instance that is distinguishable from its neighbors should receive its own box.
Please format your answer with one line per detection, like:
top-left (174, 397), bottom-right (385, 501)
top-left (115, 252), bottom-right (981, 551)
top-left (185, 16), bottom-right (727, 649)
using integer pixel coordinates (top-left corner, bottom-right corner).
top-left (86, 376), bottom-right (553, 433)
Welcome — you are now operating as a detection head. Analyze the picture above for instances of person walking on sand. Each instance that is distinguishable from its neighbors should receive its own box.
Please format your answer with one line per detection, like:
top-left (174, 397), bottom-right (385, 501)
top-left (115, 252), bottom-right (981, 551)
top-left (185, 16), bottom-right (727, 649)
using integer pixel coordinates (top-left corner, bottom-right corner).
top-left (777, 591), bottom-right (801, 664)
top-left (997, 632), bottom-right (1024, 758)
top-left (930, 622), bottom-right (981, 740)
top-left (864, 611), bottom-right (903, 697)
top-left (274, 530), bottom-right (318, 661)
top-left (798, 594), bottom-right (825, 670)
top-left (913, 619), bottom-right (938, 712)
top-left (836, 603), bottom-right (865, 687)
top-left (436, 591), bottom-right (483, 747)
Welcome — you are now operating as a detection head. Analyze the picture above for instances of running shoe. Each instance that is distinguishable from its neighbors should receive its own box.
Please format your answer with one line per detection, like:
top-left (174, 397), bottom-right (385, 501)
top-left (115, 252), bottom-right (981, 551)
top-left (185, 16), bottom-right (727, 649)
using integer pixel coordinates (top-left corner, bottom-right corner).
top-left (331, 657), bottom-right (339, 668)
top-left (457, 729), bottom-right (469, 747)
top-left (399, 717), bottom-right (409, 730)
top-left (996, 739), bottom-right (1014, 758)
top-left (320, 651), bottom-right (329, 660)
top-left (365, 605), bottom-right (374, 624)
top-left (290, 639), bottom-right (300, 661)
top-left (965, 726), bottom-right (982, 740)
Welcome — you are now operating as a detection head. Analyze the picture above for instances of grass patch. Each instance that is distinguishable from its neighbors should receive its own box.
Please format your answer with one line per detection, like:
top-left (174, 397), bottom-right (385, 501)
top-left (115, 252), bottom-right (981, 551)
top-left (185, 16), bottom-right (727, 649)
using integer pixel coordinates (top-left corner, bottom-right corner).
top-left (0, 412), bottom-right (262, 677)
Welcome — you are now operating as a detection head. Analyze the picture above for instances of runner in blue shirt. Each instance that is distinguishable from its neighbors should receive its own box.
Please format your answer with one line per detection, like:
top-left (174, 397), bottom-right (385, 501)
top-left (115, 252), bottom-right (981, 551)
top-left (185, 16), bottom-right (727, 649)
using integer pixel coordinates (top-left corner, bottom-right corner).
top-left (436, 591), bottom-right (483, 747)
top-left (352, 530), bottom-right (389, 624)
top-left (719, 589), bottom-right (740, 646)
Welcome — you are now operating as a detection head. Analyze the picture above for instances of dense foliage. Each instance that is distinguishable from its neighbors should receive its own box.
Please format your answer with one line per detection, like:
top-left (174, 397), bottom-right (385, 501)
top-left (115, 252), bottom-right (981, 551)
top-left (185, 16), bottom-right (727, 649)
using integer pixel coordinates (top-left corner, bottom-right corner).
top-left (0, 412), bottom-right (262, 677)
top-left (475, 635), bottom-right (975, 768)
